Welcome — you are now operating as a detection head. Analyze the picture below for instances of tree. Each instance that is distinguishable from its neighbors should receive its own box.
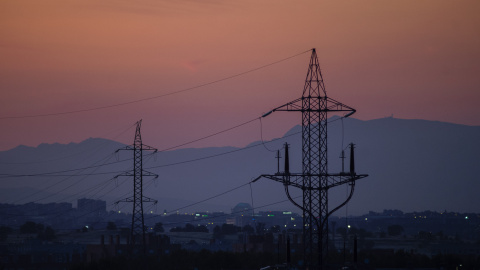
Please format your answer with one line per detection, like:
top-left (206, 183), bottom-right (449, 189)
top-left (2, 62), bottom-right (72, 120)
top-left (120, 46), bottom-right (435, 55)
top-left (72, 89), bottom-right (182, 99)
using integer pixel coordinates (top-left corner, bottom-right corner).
top-left (213, 225), bottom-right (223, 240)
top-left (36, 223), bottom-right (45, 233)
top-left (107, 222), bottom-right (117, 231)
top-left (242, 225), bottom-right (254, 234)
top-left (0, 226), bottom-right (13, 241)
top-left (418, 231), bottom-right (435, 241)
top-left (170, 223), bottom-right (208, 233)
top-left (336, 227), bottom-right (347, 238)
top-left (23, 223), bottom-right (56, 241)
top-left (388, 225), bottom-right (404, 236)
top-left (187, 239), bottom-right (198, 245)
top-left (20, 221), bottom-right (44, 234)
top-left (45, 226), bottom-right (55, 240)
top-left (220, 224), bottom-right (240, 235)
top-left (20, 221), bottom-right (38, 234)
top-left (39, 226), bottom-right (56, 241)
top-left (195, 225), bottom-right (208, 233)
top-left (213, 224), bottom-right (241, 239)
top-left (154, 222), bottom-right (164, 233)
top-left (255, 222), bottom-right (266, 234)
top-left (269, 225), bottom-right (281, 233)
top-left (185, 223), bottom-right (195, 232)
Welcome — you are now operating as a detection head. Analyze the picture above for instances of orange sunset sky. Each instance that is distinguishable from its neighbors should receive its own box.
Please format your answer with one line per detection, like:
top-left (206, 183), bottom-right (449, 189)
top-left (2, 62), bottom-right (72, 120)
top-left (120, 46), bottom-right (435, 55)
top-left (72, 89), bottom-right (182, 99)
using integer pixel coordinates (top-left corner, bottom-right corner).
top-left (1, 0), bottom-right (479, 151)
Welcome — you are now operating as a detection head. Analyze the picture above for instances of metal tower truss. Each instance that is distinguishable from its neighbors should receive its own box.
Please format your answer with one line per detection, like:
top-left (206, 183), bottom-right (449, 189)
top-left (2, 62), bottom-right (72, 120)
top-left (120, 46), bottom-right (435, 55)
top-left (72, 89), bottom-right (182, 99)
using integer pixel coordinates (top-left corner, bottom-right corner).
top-left (256, 49), bottom-right (368, 270)
top-left (115, 120), bottom-right (158, 254)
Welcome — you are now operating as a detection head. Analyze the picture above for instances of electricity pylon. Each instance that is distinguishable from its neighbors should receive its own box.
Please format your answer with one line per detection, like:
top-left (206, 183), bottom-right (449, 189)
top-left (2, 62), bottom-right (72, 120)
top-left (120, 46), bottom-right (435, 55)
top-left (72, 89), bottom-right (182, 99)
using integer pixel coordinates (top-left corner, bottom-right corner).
top-left (115, 120), bottom-right (158, 254)
top-left (255, 49), bottom-right (368, 269)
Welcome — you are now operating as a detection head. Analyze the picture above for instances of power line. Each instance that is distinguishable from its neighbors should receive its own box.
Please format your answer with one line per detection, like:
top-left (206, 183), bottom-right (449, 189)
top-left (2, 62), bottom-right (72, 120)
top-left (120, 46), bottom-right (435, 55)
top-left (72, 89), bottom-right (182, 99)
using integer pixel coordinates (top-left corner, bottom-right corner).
top-left (147, 117), bottom-right (349, 170)
top-left (157, 117), bottom-right (260, 152)
top-left (259, 117), bottom-right (278, 153)
top-left (166, 182), bottom-right (252, 214)
top-left (0, 123), bottom-right (136, 165)
top-left (146, 130), bottom-right (300, 170)
top-left (146, 195), bottom-right (302, 226)
top-left (15, 155), bottom-right (121, 205)
top-left (0, 149), bottom-right (159, 178)
top-left (0, 176), bottom-right (131, 220)
top-left (0, 117), bottom-right (350, 178)
top-left (0, 116), bottom-right (260, 178)
top-left (0, 49), bottom-right (311, 120)
top-left (0, 116), bottom-right (351, 179)
top-left (0, 130), bottom-right (149, 205)
top-left (0, 155), bottom-right (133, 178)
top-left (3, 153), bottom-right (115, 204)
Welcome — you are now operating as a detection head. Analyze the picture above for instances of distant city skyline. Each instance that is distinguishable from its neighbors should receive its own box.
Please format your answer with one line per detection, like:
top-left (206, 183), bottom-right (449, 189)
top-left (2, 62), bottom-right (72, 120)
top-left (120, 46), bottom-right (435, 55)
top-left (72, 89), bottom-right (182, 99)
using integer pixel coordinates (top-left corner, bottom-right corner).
top-left (1, 0), bottom-right (479, 151)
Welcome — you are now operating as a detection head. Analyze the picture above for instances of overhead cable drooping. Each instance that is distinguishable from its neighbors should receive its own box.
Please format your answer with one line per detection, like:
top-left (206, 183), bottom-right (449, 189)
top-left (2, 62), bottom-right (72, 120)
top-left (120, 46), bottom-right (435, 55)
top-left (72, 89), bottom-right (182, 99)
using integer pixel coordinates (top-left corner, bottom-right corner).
top-left (0, 49), bottom-right (311, 120)
top-left (0, 116), bottom-right (350, 178)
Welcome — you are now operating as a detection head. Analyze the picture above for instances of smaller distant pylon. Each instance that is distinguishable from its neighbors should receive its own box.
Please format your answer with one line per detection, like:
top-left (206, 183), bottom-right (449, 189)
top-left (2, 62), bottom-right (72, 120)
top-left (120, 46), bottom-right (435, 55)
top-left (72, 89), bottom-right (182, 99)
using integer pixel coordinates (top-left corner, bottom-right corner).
top-left (114, 120), bottom-right (158, 254)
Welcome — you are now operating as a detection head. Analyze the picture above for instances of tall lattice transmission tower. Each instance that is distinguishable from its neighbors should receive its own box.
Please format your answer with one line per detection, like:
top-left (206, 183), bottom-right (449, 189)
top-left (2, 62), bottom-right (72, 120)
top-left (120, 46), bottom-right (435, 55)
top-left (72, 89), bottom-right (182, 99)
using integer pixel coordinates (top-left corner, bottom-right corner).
top-left (115, 120), bottom-right (158, 254)
top-left (256, 48), bottom-right (368, 269)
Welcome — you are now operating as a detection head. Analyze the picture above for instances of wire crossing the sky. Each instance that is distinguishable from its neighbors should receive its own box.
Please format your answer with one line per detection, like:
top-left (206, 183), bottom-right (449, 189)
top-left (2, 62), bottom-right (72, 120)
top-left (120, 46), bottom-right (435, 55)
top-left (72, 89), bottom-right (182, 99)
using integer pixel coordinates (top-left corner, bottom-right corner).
top-left (0, 49), bottom-right (311, 120)
top-left (0, 116), bottom-right (351, 178)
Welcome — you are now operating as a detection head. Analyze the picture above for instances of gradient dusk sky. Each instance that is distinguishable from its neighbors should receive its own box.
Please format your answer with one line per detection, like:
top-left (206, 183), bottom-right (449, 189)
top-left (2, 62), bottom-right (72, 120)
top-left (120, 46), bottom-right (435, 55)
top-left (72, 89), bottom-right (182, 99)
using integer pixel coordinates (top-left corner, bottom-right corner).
top-left (1, 0), bottom-right (479, 151)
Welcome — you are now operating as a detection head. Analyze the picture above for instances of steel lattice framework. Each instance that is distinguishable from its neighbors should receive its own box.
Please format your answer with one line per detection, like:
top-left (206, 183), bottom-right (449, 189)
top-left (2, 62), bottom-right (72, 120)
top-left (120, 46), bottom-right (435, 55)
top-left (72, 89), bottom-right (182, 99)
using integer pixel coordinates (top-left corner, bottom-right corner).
top-left (115, 120), bottom-right (158, 254)
top-left (256, 49), bottom-right (368, 269)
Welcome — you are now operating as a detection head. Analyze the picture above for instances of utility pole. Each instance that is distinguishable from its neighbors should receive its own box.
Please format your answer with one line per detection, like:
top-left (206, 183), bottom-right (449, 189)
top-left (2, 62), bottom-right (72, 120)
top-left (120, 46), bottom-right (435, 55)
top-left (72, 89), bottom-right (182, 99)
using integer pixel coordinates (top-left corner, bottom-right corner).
top-left (255, 49), bottom-right (368, 269)
top-left (115, 120), bottom-right (158, 254)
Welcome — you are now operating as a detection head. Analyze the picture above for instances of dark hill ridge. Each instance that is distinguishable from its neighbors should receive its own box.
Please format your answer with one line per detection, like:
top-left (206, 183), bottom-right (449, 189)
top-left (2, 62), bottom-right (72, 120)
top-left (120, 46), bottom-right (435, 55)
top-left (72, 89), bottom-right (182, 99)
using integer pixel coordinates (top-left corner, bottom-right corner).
top-left (0, 117), bottom-right (478, 215)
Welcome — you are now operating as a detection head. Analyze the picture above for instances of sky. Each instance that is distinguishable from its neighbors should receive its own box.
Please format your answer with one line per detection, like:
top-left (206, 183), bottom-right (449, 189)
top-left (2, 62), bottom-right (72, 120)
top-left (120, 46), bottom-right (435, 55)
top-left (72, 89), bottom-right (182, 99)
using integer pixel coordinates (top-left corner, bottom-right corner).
top-left (1, 0), bottom-right (479, 151)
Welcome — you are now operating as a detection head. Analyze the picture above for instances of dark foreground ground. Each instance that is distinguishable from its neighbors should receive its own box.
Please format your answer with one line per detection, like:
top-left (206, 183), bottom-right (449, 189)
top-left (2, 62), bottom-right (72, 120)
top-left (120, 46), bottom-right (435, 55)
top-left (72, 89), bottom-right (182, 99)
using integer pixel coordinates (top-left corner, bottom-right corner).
top-left (69, 249), bottom-right (480, 270)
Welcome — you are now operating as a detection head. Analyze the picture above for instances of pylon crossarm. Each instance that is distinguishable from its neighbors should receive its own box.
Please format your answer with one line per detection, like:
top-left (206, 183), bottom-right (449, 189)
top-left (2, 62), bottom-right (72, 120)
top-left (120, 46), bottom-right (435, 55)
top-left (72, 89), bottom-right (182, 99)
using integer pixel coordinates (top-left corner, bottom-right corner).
top-left (142, 196), bottom-right (158, 203)
top-left (115, 144), bottom-right (157, 152)
top-left (326, 174), bottom-right (368, 190)
top-left (260, 174), bottom-right (304, 189)
top-left (115, 171), bottom-right (134, 177)
top-left (142, 171), bottom-right (158, 178)
top-left (325, 97), bottom-right (356, 113)
top-left (271, 97), bottom-right (304, 112)
top-left (115, 196), bottom-right (134, 203)
top-left (259, 173), bottom-right (367, 190)
top-left (116, 171), bottom-right (157, 178)
top-left (115, 145), bottom-right (135, 152)
top-left (140, 144), bottom-right (158, 152)
top-left (264, 96), bottom-right (357, 116)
